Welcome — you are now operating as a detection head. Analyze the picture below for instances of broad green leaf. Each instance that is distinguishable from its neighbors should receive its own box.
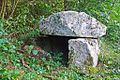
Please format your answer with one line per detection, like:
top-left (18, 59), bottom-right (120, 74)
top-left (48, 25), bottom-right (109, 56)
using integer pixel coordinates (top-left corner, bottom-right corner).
top-left (32, 50), bottom-right (39, 55)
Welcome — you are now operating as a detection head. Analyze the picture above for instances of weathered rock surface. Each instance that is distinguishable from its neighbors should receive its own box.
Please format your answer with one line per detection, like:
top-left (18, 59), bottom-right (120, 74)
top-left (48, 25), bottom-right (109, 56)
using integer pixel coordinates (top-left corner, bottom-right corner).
top-left (40, 11), bottom-right (107, 38)
top-left (68, 38), bottom-right (100, 67)
top-left (39, 11), bottom-right (107, 67)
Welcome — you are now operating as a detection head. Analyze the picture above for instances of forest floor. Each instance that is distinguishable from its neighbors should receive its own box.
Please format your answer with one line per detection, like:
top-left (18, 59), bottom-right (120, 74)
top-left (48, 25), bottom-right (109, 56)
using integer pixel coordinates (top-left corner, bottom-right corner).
top-left (0, 37), bottom-right (120, 80)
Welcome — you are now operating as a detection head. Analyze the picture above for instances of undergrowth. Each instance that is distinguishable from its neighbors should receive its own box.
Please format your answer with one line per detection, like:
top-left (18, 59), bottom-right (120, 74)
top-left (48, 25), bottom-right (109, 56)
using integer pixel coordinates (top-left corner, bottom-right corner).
top-left (0, 0), bottom-right (120, 80)
top-left (0, 18), bottom-right (120, 80)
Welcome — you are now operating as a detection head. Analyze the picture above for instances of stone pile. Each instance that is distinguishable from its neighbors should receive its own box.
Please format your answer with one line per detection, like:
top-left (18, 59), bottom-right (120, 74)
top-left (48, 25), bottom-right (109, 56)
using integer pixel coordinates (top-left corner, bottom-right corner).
top-left (40, 11), bottom-right (107, 67)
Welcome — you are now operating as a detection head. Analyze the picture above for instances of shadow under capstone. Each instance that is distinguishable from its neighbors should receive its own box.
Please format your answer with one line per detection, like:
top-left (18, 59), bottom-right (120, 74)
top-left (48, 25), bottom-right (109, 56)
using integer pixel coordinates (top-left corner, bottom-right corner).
top-left (35, 35), bottom-right (78, 66)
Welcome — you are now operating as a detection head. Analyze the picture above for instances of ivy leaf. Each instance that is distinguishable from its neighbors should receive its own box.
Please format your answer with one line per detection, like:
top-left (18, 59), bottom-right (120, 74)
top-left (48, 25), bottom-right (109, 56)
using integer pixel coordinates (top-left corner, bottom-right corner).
top-left (0, 23), bottom-right (3, 27)
top-left (0, 39), bottom-right (8, 45)
top-left (32, 50), bottom-right (39, 55)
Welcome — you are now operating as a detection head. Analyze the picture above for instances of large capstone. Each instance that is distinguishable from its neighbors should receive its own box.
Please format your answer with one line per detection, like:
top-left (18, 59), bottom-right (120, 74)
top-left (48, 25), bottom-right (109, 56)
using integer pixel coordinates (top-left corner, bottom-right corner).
top-left (40, 11), bottom-right (107, 38)
top-left (68, 38), bottom-right (100, 67)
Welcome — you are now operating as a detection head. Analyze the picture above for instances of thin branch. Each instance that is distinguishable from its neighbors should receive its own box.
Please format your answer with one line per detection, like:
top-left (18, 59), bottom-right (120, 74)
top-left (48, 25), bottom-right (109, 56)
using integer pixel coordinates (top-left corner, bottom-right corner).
top-left (0, 0), bottom-right (4, 17)
top-left (2, 0), bottom-right (6, 19)
top-left (21, 58), bottom-right (32, 71)
top-left (7, 0), bottom-right (20, 20)
top-left (42, 75), bottom-right (57, 80)
top-left (6, 32), bottom-right (20, 38)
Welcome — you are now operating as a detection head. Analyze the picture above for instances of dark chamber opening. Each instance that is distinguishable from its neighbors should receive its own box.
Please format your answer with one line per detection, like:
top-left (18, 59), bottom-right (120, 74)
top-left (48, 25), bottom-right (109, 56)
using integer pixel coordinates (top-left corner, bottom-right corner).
top-left (35, 35), bottom-right (77, 66)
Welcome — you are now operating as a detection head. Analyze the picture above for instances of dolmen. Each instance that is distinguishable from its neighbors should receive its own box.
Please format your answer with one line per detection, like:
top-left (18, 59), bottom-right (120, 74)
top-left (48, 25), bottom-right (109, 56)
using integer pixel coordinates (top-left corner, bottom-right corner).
top-left (40, 11), bottom-right (107, 67)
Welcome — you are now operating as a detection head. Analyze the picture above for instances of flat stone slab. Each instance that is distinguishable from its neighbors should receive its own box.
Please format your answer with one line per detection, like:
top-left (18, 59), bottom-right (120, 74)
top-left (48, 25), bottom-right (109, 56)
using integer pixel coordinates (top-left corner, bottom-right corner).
top-left (40, 11), bottom-right (107, 38)
top-left (68, 38), bottom-right (100, 67)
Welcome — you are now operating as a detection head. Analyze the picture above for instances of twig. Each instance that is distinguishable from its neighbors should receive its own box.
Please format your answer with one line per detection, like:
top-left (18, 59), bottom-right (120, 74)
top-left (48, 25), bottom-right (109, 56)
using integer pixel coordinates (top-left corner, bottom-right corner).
top-left (21, 58), bottom-right (32, 71)
top-left (42, 75), bottom-right (57, 80)
top-left (7, 0), bottom-right (20, 20)
top-left (2, 0), bottom-right (6, 19)
top-left (6, 32), bottom-right (20, 38)
top-left (0, 0), bottom-right (6, 18)
top-left (0, 0), bottom-right (4, 16)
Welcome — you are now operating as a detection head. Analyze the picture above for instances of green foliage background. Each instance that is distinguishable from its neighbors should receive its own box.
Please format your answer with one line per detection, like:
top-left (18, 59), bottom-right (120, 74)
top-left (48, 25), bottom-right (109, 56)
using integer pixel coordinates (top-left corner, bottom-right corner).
top-left (0, 0), bottom-right (120, 79)
top-left (65, 0), bottom-right (120, 53)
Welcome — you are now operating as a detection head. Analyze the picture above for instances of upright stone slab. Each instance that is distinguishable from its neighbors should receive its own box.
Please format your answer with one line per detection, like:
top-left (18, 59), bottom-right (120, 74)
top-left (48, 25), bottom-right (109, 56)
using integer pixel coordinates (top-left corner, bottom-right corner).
top-left (68, 38), bottom-right (100, 67)
top-left (40, 11), bottom-right (107, 38)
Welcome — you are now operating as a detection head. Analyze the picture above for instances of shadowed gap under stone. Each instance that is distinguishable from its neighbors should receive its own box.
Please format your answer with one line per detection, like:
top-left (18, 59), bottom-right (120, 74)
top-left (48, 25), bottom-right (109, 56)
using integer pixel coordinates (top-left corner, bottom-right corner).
top-left (35, 35), bottom-right (79, 66)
